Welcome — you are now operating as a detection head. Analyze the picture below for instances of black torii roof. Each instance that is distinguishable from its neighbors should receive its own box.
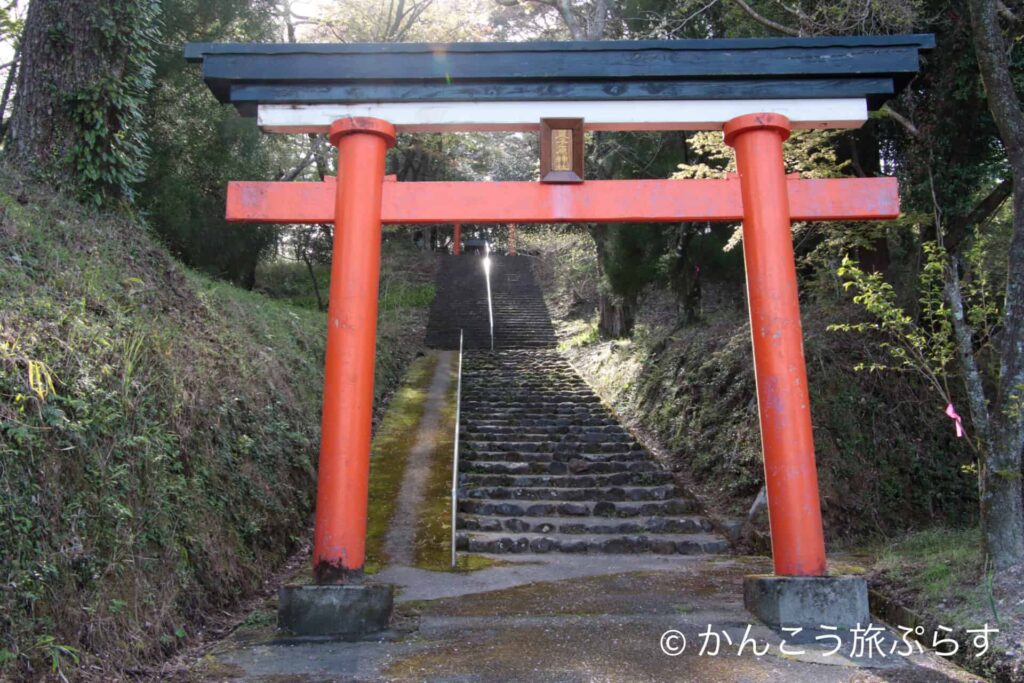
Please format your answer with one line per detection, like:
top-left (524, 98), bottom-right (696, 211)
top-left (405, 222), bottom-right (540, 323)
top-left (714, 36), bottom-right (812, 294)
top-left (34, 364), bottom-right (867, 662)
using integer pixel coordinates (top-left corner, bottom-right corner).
top-left (185, 35), bottom-right (934, 118)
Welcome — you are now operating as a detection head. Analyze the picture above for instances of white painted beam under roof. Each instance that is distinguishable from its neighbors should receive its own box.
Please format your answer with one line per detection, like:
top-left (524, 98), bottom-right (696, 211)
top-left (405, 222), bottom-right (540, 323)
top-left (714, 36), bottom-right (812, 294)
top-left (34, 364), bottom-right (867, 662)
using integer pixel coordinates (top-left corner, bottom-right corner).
top-left (256, 98), bottom-right (867, 134)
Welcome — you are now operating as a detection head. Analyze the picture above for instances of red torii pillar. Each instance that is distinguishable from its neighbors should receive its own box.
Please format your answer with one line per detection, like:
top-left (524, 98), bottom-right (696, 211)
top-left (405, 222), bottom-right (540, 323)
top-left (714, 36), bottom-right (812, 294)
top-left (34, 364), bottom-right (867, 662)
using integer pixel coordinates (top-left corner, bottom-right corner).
top-left (453, 223), bottom-right (462, 255)
top-left (227, 114), bottom-right (900, 584)
top-left (724, 113), bottom-right (825, 576)
top-left (313, 117), bottom-right (395, 583)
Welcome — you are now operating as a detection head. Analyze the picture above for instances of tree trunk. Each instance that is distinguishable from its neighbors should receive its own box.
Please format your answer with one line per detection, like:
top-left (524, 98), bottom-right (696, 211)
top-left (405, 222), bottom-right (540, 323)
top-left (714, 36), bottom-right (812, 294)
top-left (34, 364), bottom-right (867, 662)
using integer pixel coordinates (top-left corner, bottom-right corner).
top-left (846, 129), bottom-right (891, 274)
top-left (670, 226), bottom-right (702, 324)
top-left (9, 1), bottom-right (103, 171)
top-left (302, 250), bottom-right (326, 311)
top-left (591, 223), bottom-right (638, 338)
top-left (967, 0), bottom-right (1024, 570)
top-left (0, 47), bottom-right (19, 139)
top-left (7, 0), bottom-right (156, 200)
top-left (597, 289), bottom-right (637, 338)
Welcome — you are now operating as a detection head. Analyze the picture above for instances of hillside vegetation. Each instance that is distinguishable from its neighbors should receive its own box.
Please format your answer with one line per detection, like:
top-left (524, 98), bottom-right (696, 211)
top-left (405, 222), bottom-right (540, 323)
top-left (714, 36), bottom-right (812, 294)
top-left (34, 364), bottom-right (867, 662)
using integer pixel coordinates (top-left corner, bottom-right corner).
top-left (0, 168), bottom-right (433, 680)
top-left (527, 230), bottom-right (978, 545)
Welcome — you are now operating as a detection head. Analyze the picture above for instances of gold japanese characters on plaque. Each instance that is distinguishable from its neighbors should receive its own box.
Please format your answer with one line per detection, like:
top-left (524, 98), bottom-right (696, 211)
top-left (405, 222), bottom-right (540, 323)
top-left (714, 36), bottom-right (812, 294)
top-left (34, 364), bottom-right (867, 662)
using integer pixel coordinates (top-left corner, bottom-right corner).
top-left (551, 129), bottom-right (573, 171)
top-left (540, 118), bottom-right (584, 183)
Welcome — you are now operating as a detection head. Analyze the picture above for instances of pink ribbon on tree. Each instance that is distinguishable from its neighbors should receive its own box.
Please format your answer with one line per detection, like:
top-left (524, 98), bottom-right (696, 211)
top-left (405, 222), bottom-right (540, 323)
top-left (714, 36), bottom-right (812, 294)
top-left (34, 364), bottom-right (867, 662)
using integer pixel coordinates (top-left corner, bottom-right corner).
top-left (945, 403), bottom-right (964, 438)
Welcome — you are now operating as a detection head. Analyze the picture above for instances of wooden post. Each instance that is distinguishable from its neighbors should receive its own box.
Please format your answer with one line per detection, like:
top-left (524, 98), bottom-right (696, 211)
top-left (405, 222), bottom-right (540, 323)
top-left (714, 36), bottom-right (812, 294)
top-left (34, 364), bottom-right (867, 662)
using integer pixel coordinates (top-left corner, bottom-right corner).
top-left (508, 225), bottom-right (517, 256)
top-left (453, 223), bottom-right (461, 255)
top-left (312, 117), bottom-right (395, 584)
top-left (724, 113), bottom-right (827, 577)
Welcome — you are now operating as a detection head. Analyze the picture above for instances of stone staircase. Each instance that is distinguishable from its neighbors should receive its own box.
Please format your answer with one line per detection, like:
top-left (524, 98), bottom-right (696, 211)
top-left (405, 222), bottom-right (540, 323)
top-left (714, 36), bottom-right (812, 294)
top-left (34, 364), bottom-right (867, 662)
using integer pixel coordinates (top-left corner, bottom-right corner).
top-left (425, 253), bottom-right (727, 555)
top-left (425, 255), bottom-right (556, 350)
top-left (455, 350), bottom-right (728, 555)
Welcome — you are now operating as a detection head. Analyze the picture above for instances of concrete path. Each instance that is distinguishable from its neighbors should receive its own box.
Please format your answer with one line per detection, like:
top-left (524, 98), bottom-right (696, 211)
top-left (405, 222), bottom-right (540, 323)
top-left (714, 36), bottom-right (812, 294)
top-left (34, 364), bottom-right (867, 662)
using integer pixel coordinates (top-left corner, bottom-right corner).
top-left (199, 554), bottom-right (981, 682)
top-left (382, 350), bottom-right (454, 567)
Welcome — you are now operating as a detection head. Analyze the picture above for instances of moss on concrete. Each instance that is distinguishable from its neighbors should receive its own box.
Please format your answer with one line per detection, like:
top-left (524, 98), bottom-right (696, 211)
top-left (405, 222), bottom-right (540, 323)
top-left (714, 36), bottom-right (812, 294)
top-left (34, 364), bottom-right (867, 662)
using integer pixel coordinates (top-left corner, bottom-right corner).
top-left (410, 356), bottom-right (500, 573)
top-left (364, 354), bottom-right (440, 574)
top-left (410, 358), bottom-right (458, 571)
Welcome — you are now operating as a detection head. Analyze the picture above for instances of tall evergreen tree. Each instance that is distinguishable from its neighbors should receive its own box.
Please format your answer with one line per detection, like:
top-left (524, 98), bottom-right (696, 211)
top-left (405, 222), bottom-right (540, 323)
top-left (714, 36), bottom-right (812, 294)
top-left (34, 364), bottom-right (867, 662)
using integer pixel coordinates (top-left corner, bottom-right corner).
top-left (7, 0), bottom-right (160, 204)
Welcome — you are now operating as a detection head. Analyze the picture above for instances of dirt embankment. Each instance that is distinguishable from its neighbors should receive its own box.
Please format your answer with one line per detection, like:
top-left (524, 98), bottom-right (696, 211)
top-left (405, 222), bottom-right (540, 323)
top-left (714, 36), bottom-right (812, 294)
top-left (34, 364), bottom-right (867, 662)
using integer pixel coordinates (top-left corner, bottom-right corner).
top-left (0, 168), bottom-right (435, 681)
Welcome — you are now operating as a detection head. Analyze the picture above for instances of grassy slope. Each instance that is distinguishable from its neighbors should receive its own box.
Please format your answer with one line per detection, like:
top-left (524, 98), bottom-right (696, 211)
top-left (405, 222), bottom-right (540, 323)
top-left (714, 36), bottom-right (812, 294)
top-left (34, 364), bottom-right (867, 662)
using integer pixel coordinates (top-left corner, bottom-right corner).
top-left (0, 170), bottom-right (432, 680)
top-left (869, 527), bottom-right (1023, 681)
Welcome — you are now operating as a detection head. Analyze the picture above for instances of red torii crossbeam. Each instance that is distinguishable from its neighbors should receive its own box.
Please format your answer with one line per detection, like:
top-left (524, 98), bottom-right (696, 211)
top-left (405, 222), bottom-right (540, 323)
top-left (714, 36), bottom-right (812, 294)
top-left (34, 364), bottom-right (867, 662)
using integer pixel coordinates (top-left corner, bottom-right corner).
top-left (227, 114), bottom-right (899, 584)
top-left (227, 176), bottom-right (899, 225)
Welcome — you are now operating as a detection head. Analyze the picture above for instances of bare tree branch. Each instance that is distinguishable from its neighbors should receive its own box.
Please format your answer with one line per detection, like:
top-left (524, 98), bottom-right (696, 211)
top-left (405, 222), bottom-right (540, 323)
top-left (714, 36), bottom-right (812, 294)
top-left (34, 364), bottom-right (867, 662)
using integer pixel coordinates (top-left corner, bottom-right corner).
top-left (277, 150), bottom-right (314, 181)
top-left (0, 46), bottom-right (18, 139)
top-left (946, 257), bottom-right (992, 446)
top-left (880, 104), bottom-right (921, 139)
top-left (946, 178), bottom-right (1013, 254)
top-left (588, 0), bottom-right (609, 40)
top-left (997, 0), bottom-right (1019, 24)
top-left (552, 0), bottom-right (585, 39)
top-left (770, 0), bottom-right (808, 21)
top-left (731, 0), bottom-right (801, 36)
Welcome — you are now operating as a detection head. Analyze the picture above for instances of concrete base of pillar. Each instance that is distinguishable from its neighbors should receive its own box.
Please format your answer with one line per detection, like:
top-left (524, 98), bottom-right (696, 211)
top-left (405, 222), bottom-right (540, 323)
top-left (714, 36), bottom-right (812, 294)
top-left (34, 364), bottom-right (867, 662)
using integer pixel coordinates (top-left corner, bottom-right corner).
top-left (744, 575), bottom-right (868, 629)
top-left (278, 583), bottom-right (394, 637)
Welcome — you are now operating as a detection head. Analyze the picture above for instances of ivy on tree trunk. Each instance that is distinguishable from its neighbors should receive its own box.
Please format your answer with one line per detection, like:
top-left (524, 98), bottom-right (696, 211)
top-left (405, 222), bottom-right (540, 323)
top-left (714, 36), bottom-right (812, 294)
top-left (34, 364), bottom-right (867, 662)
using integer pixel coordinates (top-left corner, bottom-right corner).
top-left (7, 0), bottom-right (159, 205)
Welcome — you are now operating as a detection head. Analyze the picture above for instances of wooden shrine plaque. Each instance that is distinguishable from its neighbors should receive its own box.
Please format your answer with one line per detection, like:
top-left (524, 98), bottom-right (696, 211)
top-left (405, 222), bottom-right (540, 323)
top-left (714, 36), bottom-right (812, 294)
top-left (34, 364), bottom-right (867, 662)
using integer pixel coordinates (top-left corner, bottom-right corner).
top-left (540, 118), bottom-right (584, 183)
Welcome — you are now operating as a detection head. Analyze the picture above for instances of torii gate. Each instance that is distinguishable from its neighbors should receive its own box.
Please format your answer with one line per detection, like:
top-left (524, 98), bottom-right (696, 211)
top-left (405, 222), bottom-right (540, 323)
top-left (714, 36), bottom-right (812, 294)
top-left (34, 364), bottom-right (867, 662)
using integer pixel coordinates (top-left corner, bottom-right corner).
top-left (187, 34), bottom-right (933, 632)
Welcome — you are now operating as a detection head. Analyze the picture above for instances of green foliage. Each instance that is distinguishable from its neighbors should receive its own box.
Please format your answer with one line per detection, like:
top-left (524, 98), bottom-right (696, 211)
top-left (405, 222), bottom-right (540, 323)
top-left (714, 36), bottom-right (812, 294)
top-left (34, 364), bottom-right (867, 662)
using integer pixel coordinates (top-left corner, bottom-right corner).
top-left (831, 230), bottom-right (1006, 416)
top-left (255, 240), bottom-right (438, 312)
top-left (139, 0), bottom-right (284, 286)
top-left (529, 223), bottom-right (976, 535)
top-left (830, 245), bottom-right (954, 393)
top-left (0, 1), bottom-right (21, 43)
top-left (0, 171), bottom-right (326, 676)
top-left (0, 166), bottom-right (433, 677)
top-left (674, 129), bottom-right (852, 256)
top-left (596, 225), bottom-right (671, 302)
top-left (873, 526), bottom-right (984, 605)
top-left (238, 609), bottom-right (276, 630)
top-left (65, 1), bottom-right (160, 205)
top-left (558, 319), bottom-right (599, 351)
top-left (33, 635), bottom-right (79, 676)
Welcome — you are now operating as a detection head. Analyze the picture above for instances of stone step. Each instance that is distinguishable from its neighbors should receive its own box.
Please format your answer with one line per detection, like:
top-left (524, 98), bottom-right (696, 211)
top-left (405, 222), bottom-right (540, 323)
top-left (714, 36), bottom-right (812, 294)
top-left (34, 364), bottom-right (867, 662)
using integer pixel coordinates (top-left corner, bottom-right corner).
top-left (464, 485), bottom-right (679, 502)
top-left (427, 258), bottom-right (729, 557)
top-left (456, 531), bottom-right (730, 555)
top-left (462, 423), bottom-right (625, 432)
top-left (461, 435), bottom-right (629, 444)
top-left (462, 423), bottom-right (620, 432)
top-left (463, 442), bottom-right (642, 454)
top-left (426, 255), bottom-right (557, 351)
top-left (460, 460), bottom-right (661, 475)
top-left (458, 514), bottom-right (714, 535)
top-left (457, 498), bottom-right (698, 517)
top-left (463, 408), bottom-right (610, 417)
top-left (459, 450), bottom-right (651, 464)
top-left (459, 471), bottom-right (675, 488)
top-left (461, 405), bottom-right (605, 413)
